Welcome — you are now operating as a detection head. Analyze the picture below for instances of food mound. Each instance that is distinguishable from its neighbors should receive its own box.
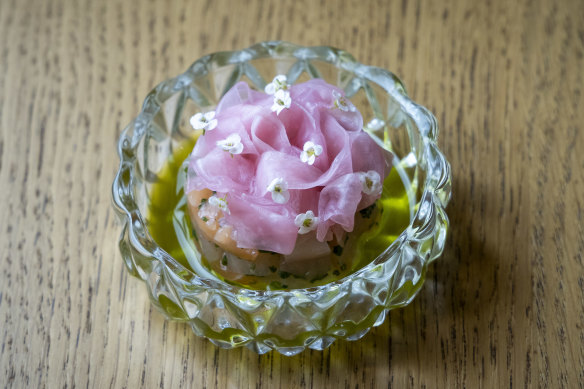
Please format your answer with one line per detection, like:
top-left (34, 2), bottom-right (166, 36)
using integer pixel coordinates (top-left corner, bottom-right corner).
top-left (185, 76), bottom-right (392, 287)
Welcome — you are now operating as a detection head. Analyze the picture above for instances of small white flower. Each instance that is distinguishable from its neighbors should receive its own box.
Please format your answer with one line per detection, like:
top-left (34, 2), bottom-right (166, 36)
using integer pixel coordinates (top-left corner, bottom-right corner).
top-left (216, 133), bottom-right (244, 155)
top-left (266, 177), bottom-right (290, 204)
top-left (190, 111), bottom-right (217, 133)
top-left (359, 170), bottom-right (382, 195)
top-left (208, 195), bottom-right (230, 214)
top-left (332, 90), bottom-right (355, 112)
top-left (264, 75), bottom-right (289, 95)
top-left (271, 89), bottom-right (292, 115)
top-left (294, 210), bottom-right (319, 234)
top-left (300, 141), bottom-right (323, 165)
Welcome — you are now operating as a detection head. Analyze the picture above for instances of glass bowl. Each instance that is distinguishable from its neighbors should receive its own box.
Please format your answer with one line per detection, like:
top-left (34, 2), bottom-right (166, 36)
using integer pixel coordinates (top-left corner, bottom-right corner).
top-left (111, 41), bottom-right (451, 355)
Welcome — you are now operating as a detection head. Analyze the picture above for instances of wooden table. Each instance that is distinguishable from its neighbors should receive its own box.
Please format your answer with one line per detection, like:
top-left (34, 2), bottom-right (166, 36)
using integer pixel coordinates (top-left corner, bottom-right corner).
top-left (1, 0), bottom-right (583, 387)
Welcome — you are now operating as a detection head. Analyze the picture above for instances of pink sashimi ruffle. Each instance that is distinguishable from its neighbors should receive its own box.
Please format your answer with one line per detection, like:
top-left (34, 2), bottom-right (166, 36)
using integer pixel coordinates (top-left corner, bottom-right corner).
top-left (187, 79), bottom-right (391, 255)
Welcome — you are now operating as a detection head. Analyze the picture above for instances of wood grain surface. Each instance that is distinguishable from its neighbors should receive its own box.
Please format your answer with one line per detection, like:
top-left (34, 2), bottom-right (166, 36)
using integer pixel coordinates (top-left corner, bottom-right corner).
top-left (1, 0), bottom-right (583, 387)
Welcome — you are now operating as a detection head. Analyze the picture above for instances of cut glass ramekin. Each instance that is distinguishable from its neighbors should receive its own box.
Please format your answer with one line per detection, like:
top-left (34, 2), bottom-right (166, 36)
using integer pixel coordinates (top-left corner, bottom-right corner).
top-left (112, 41), bottom-right (451, 355)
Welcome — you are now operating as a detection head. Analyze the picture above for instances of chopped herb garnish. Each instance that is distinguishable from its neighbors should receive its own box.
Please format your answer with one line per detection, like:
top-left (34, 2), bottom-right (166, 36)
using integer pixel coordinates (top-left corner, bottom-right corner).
top-left (269, 281), bottom-right (286, 290)
top-left (333, 245), bottom-right (343, 256)
top-left (221, 255), bottom-right (228, 266)
top-left (279, 271), bottom-right (291, 279)
top-left (359, 203), bottom-right (376, 219)
top-left (201, 216), bottom-right (209, 222)
top-left (269, 266), bottom-right (277, 273)
top-left (198, 198), bottom-right (208, 209)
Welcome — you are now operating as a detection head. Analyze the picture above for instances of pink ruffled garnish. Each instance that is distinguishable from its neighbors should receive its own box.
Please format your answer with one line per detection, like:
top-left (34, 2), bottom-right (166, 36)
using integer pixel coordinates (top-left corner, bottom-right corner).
top-left (186, 78), bottom-right (391, 255)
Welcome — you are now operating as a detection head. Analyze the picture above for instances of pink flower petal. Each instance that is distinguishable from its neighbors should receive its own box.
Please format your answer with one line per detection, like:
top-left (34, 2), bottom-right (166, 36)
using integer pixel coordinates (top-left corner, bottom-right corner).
top-left (316, 173), bottom-right (364, 241)
top-left (223, 193), bottom-right (299, 255)
top-left (215, 82), bottom-right (271, 113)
top-left (249, 112), bottom-right (292, 154)
top-left (187, 151), bottom-right (257, 194)
top-left (186, 78), bottom-right (392, 253)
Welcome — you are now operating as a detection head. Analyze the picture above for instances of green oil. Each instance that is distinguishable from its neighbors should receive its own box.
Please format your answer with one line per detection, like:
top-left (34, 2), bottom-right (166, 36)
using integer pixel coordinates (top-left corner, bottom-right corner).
top-left (146, 137), bottom-right (413, 290)
top-left (146, 137), bottom-right (197, 269)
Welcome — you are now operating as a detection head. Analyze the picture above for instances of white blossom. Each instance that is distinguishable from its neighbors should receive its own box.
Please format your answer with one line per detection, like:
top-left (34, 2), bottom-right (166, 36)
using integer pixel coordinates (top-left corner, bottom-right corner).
top-left (264, 75), bottom-right (289, 95)
top-left (216, 133), bottom-right (244, 155)
top-left (271, 89), bottom-right (292, 115)
top-left (208, 195), bottom-right (230, 215)
top-left (190, 111), bottom-right (217, 133)
top-left (359, 170), bottom-right (382, 195)
top-left (300, 141), bottom-right (323, 165)
top-left (266, 177), bottom-right (290, 204)
top-left (294, 210), bottom-right (319, 234)
top-left (332, 90), bottom-right (355, 112)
